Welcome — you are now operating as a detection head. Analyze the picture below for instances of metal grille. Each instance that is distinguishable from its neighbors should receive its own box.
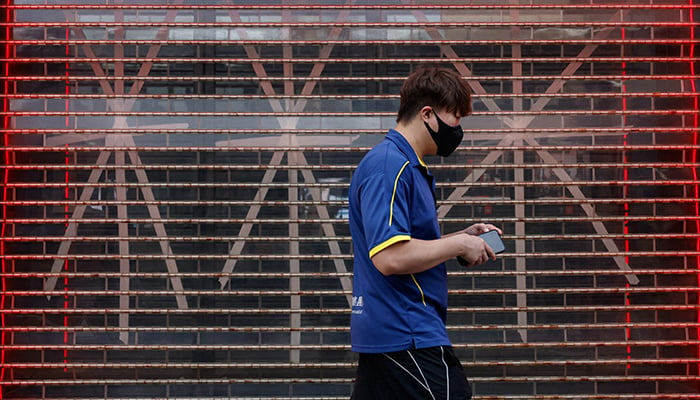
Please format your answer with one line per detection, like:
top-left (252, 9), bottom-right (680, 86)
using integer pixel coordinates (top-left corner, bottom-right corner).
top-left (1, 1), bottom-right (698, 399)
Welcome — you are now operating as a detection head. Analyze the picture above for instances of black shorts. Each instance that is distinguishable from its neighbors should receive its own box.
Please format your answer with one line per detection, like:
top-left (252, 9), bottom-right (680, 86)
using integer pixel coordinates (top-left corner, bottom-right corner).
top-left (351, 345), bottom-right (472, 400)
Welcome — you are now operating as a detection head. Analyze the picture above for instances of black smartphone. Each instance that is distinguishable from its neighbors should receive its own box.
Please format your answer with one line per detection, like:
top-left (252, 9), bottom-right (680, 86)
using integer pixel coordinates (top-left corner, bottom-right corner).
top-left (457, 230), bottom-right (505, 266)
top-left (478, 230), bottom-right (505, 254)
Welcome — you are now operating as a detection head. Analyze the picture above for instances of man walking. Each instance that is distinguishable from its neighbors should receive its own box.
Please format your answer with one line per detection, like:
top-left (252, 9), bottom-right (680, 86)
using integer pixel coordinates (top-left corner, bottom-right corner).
top-left (349, 66), bottom-right (501, 399)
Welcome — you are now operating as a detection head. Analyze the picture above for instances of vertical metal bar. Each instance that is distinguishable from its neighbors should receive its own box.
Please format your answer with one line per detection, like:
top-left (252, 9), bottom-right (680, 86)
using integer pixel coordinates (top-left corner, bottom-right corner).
top-left (513, 142), bottom-right (528, 342)
top-left (115, 148), bottom-right (130, 345)
top-left (510, 4), bottom-right (528, 343)
top-left (114, 7), bottom-right (130, 344)
top-left (284, 33), bottom-right (302, 363)
top-left (288, 147), bottom-right (301, 363)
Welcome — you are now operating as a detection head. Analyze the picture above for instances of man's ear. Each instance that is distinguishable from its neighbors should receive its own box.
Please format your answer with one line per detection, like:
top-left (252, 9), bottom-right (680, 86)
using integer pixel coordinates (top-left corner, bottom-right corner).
top-left (420, 106), bottom-right (433, 123)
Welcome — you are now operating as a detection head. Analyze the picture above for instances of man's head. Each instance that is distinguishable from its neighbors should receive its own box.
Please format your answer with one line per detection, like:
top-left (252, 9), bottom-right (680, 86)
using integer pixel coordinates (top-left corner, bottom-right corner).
top-left (396, 66), bottom-right (472, 157)
top-left (396, 66), bottom-right (472, 125)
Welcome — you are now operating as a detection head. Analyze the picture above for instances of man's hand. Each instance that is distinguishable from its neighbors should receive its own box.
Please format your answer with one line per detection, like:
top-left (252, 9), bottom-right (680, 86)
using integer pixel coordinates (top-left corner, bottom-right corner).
top-left (455, 231), bottom-right (498, 267)
top-left (462, 223), bottom-right (502, 237)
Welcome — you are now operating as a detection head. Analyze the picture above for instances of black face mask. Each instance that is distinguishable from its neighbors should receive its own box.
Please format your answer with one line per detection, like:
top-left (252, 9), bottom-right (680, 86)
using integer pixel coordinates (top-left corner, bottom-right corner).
top-left (424, 112), bottom-right (464, 157)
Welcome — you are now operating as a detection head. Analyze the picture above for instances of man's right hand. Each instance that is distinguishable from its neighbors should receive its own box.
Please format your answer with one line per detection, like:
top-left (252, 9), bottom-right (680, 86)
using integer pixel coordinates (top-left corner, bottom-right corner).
top-left (456, 233), bottom-right (496, 267)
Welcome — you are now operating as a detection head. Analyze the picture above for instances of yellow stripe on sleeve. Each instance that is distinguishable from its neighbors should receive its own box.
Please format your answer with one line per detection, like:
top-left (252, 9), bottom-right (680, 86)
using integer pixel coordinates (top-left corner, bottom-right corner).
top-left (369, 235), bottom-right (411, 258)
top-left (389, 161), bottom-right (410, 226)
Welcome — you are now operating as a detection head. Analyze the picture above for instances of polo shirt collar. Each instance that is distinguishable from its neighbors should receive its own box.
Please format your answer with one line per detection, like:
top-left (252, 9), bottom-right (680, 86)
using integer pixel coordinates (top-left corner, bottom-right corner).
top-left (386, 129), bottom-right (429, 169)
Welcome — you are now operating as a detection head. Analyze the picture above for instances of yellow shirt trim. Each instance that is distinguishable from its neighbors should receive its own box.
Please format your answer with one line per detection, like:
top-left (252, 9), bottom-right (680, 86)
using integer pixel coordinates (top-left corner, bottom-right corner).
top-left (369, 235), bottom-right (411, 259)
top-left (389, 161), bottom-right (410, 226)
top-left (411, 274), bottom-right (427, 306)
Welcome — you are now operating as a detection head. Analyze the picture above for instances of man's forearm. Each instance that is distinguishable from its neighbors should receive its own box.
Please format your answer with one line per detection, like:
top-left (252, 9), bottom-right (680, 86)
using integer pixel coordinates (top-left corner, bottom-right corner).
top-left (370, 235), bottom-right (465, 276)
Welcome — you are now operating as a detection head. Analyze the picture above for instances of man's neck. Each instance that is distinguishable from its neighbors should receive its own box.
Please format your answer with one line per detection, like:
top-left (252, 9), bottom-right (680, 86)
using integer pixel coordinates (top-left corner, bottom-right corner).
top-left (394, 119), bottom-right (433, 160)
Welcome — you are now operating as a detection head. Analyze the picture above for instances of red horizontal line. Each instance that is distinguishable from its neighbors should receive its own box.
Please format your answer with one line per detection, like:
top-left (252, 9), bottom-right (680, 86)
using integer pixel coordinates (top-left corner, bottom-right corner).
top-left (0, 268), bottom-right (693, 279)
top-left (3, 128), bottom-right (698, 136)
top-left (0, 393), bottom-right (690, 400)
top-left (0, 251), bottom-right (697, 260)
top-left (1, 322), bottom-right (695, 332)
top-left (5, 4), bottom-right (700, 9)
top-left (5, 56), bottom-right (699, 64)
top-left (0, 355), bottom-right (697, 363)
top-left (2, 358), bottom-right (699, 369)
top-left (4, 162), bottom-right (697, 170)
top-left (0, 305), bottom-right (694, 314)
top-left (0, 344), bottom-right (686, 351)
top-left (1, 375), bottom-right (693, 387)
top-left (1, 198), bottom-right (698, 206)
top-left (4, 180), bottom-right (697, 189)
top-left (8, 39), bottom-right (700, 46)
top-left (3, 22), bottom-right (700, 28)
top-left (0, 267), bottom-right (693, 276)
top-left (3, 92), bottom-right (697, 99)
top-left (5, 287), bottom-right (700, 296)
top-left (2, 233), bottom-right (698, 242)
top-left (4, 110), bottom-right (698, 116)
top-left (4, 74), bottom-right (697, 81)
top-left (2, 138), bottom-right (698, 147)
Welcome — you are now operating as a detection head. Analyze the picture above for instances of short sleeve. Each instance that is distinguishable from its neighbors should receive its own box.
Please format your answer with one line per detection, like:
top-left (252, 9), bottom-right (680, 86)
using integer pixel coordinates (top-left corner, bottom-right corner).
top-left (360, 161), bottom-right (412, 258)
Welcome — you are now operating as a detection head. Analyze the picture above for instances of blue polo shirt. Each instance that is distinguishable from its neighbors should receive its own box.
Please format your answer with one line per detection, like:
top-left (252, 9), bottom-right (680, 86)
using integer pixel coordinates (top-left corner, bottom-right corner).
top-left (349, 129), bottom-right (450, 353)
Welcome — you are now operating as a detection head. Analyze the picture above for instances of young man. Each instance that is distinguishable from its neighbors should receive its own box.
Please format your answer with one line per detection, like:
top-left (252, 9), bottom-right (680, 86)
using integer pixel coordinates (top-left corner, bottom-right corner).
top-left (348, 66), bottom-right (502, 399)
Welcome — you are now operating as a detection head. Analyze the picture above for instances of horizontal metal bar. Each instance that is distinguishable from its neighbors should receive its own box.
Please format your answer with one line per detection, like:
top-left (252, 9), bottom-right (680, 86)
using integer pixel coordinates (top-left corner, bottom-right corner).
top-left (4, 74), bottom-right (697, 81)
top-left (1, 201), bottom-right (348, 207)
top-left (0, 396), bottom-right (346, 400)
top-left (3, 397), bottom-right (698, 400)
top-left (3, 233), bottom-right (698, 243)
top-left (2, 198), bottom-right (698, 207)
top-left (2, 326), bottom-right (352, 333)
top-left (0, 236), bottom-right (352, 242)
top-left (475, 397), bottom-right (700, 400)
top-left (2, 354), bottom-right (699, 369)
top-left (6, 56), bottom-right (697, 64)
top-left (0, 308), bottom-right (350, 315)
top-left (0, 356), bottom-right (697, 367)
top-left (4, 21), bottom-right (699, 28)
top-left (0, 254), bottom-right (356, 260)
top-left (4, 128), bottom-right (698, 137)
top-left (2, 251), bottom-right (695, 261)
top-left (6, 3), bottom-right (699, 10)
top-left (1, 396), bottom-right (696, 400)
top-left (0, 377), bottom-right (352, 385)
top-left (1, 304), bottom-right (695, 315)
top-left (4, 180), bottom-right (698, 190)
top-left (0, 268), bottom-right (696, 279)
top-left (4, 216), bottom-right (699, 226)
top-left (3, 322), bottom-right (697, 333)
top-left (2, 363), bottom-right (699, 377)
top-left (0, 248), bottom-right (692, 258)
top-left (10, 38), bottom-right (700, 46)
top-left (3, 92), bottom-right (699, 100)
top-left (0, 376), bottom-right (694, 388)
top-left (464, 397), bottom-right (700, 400)
top-left (5, 110), bottom-right (698, 117)
top-left (6, 287), bottom-right (699, 297)
top-left (6, 162), bottom-right (698, 170)
top-left (3, 142), bottom-right (698, 151)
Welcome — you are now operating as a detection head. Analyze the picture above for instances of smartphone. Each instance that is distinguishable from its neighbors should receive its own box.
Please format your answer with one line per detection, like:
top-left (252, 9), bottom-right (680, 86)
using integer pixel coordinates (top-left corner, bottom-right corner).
top-left (478, 230), bottom-right (505, 254)
top-left (457, 230), bottom-right (505, 266)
